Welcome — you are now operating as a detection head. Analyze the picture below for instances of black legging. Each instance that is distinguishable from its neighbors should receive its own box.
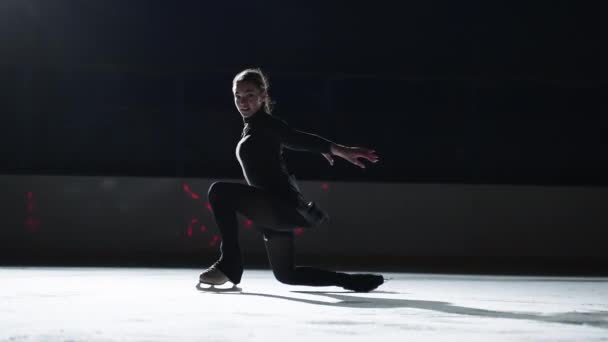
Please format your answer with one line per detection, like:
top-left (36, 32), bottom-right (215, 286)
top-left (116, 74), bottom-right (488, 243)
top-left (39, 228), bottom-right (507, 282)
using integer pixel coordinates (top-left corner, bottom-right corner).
top-left (207, 181), bottom-right (348, 286)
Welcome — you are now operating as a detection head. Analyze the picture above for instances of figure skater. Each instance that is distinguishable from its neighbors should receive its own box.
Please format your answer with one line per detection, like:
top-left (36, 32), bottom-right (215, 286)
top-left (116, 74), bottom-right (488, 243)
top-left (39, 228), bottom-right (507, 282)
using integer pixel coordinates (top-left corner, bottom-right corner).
top-left (199, 68), bottom-right (384, 292)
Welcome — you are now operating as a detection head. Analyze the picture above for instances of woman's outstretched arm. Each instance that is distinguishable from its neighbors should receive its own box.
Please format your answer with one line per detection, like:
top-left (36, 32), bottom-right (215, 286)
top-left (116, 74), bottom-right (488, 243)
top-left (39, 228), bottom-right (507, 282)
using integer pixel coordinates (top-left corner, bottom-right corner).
top-left (275, 118), bottom-right (334, 153)
top-left (274, 117), bottom-right (379, 168)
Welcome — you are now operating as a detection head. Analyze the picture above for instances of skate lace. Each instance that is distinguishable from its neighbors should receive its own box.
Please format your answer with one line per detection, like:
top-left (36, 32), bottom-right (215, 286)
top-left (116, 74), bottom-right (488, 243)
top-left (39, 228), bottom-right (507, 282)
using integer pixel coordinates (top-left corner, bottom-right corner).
top-left (203, 261), bottom-right (221, 275)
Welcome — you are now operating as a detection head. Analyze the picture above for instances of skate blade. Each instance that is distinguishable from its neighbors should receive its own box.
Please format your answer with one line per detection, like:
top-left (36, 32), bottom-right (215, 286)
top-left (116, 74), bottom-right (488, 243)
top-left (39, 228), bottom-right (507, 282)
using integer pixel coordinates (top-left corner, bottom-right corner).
top-left (198, 277), bottom-right (228, 286)
top-left (196, 282), bottom-right (242, 293)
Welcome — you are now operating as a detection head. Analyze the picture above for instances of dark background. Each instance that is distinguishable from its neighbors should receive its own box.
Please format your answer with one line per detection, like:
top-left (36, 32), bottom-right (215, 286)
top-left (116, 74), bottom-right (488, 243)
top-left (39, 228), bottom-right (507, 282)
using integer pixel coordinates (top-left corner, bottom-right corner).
top-left (2, 0), bottom-right (607, 186)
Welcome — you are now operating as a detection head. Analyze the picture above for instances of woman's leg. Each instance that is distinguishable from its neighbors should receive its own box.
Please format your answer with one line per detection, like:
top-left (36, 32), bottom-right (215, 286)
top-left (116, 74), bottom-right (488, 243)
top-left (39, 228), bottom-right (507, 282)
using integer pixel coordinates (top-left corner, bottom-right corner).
top-left (206, 181), bottom-right (308, 284)
top-left (263, 230), bottom-right (350, 287)
top-left (206, 180), bottom-right (384, 291)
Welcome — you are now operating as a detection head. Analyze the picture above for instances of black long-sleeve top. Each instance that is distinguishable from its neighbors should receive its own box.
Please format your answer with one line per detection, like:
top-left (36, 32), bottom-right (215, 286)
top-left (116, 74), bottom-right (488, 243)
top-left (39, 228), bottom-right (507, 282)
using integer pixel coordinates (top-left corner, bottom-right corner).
top-left (236, 110), bottom-right (334, 205)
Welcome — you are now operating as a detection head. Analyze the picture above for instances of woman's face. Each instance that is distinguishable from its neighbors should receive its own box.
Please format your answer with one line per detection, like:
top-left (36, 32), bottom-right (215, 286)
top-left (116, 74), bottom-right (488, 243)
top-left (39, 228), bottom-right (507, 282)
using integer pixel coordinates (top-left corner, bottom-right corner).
top-left (233, 81), bottom-right (267, 118)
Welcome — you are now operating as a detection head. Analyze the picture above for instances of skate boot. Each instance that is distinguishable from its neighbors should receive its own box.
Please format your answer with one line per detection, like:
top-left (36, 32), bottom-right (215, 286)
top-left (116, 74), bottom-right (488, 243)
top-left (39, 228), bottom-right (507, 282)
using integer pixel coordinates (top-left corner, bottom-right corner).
top-left (199, 258), bottom-right (243, 285)
top-left (341, 273), bottom-right (384, 292)
top-left (199, 262), bottom-right (229, 286)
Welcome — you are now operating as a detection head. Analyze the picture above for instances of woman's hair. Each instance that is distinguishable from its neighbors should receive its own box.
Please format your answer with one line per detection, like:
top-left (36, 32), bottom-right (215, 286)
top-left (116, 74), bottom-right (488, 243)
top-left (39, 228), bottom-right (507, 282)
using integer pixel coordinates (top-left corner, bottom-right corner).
top-left (233, 68), bottom-right (274, 114)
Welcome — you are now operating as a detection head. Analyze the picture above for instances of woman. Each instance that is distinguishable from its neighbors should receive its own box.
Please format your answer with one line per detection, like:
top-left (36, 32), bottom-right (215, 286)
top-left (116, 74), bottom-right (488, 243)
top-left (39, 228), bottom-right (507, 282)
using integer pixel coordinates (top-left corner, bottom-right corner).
top-left (199, 68), bottom-right (384, 292)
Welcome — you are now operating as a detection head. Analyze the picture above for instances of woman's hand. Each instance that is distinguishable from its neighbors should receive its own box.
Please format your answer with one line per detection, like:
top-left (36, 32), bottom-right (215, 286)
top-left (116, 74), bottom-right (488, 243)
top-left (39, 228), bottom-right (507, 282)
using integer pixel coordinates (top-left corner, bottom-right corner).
top-left (325, 144), bottom-right (379, 169)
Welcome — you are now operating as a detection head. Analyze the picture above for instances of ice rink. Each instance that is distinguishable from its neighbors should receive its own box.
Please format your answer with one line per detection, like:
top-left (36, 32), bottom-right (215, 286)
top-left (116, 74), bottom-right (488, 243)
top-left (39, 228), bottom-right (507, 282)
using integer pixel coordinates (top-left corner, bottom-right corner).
top-left (1, 267), bottom-right (607, 341)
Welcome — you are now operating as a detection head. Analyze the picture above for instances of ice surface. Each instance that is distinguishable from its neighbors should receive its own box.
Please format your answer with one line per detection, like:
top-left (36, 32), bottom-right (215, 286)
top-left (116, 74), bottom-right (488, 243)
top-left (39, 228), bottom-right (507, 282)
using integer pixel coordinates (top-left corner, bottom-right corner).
top-left (1, 267), bottom-right (607, 341)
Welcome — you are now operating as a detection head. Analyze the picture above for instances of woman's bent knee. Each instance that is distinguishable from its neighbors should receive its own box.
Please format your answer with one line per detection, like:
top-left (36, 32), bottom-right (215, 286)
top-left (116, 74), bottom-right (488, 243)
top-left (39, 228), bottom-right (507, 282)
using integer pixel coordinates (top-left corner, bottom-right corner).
top-left (273, 269), bottom-right (297, 285)
top-left (208, 181), bottom-right (230, 204)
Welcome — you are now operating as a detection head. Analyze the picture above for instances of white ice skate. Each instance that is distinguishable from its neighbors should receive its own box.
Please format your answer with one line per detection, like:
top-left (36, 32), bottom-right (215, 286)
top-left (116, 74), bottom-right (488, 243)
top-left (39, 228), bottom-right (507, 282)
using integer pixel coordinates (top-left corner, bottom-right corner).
top-left (199, 265), bottom-right (229, 286)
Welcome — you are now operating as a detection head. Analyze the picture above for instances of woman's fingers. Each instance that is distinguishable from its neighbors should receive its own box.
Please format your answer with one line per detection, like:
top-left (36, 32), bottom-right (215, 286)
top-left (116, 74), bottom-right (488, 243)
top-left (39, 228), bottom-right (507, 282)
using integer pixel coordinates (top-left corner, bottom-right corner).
top-left (355, 148), bottom-right (379, 164)
top-left (349, 158), bottom-right (365, 168)
top-left (349, 156), bottom-right (366, 168)
top-left (365, 152), bottom-right (379, 163)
